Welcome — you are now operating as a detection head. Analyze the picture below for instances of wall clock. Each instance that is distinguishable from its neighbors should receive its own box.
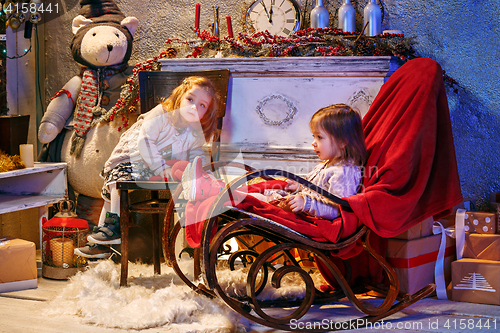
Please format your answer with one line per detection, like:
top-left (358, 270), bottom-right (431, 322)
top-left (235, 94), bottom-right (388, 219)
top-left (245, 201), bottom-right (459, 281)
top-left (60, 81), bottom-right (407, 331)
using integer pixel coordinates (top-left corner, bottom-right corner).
top-left (245, 0), bottom-right (301, 37)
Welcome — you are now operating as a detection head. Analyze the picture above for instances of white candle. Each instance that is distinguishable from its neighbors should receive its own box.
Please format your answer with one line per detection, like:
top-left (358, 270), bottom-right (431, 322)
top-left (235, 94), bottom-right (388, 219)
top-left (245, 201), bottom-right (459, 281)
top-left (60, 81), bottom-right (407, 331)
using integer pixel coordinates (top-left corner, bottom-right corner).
top-left (19, 144), bottom-right (34, 168)
top-left (50, 238), bottom-right (74, 266)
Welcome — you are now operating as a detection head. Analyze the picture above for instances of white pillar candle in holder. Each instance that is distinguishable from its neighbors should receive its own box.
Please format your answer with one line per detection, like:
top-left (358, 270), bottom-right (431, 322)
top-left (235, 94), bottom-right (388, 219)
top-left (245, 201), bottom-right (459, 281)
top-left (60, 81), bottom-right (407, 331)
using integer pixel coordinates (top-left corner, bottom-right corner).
top-left (19, 144), bottom-right (34, 168)
top-left (50, 238), bottom-right (74, 266)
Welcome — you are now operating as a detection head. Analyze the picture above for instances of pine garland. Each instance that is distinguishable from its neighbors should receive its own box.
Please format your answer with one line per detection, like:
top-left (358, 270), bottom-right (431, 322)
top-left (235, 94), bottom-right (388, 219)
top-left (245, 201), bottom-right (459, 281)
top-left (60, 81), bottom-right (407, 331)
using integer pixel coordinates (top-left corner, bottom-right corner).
top-left (107, 28), bottom-right (458, 130)
top-left (171, 27), bottom-right (417, 59)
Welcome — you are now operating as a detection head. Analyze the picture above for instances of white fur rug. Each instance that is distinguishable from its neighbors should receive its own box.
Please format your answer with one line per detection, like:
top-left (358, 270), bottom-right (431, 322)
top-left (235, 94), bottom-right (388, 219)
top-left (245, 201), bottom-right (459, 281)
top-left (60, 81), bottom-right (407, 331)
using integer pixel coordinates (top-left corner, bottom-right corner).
top-left (45, 260), bottom-right (326, 332)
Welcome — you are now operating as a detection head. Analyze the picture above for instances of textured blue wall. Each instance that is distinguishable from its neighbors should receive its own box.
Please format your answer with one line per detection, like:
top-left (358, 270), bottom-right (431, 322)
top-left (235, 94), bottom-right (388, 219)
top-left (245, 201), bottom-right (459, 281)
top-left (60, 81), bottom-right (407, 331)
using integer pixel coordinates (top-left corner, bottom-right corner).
top-left (45, 0), bottom-right (500, 208)
top-left (382, 0), bottom-right (500, 208)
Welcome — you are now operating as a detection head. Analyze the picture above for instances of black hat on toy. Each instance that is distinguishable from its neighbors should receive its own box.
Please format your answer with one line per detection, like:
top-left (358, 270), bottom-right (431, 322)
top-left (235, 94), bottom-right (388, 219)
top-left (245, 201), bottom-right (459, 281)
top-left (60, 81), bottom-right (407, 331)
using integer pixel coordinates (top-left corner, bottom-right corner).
top-left (78, 0), bottom-right (125, 24)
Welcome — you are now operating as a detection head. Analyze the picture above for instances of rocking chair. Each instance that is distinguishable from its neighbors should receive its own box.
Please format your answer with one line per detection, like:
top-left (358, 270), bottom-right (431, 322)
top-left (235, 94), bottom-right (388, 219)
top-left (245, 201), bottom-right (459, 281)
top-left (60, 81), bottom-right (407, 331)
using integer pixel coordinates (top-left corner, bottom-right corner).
top-left (163, 58), bottom-right (463, 331)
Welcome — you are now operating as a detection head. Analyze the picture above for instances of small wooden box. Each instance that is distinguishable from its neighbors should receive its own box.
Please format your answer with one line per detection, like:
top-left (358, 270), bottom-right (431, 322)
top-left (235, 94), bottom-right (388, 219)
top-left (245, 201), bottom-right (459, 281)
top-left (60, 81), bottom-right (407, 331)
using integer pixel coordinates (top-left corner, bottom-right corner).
top-left (0, 115), bottom-right (30, 156)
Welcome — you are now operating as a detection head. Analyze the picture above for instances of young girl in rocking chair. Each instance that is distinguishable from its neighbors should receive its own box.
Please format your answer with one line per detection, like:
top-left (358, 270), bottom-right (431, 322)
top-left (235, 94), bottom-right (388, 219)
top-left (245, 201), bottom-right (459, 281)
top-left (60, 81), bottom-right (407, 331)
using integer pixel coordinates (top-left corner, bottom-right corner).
top-left (185, 103), bottom-right (367, 220)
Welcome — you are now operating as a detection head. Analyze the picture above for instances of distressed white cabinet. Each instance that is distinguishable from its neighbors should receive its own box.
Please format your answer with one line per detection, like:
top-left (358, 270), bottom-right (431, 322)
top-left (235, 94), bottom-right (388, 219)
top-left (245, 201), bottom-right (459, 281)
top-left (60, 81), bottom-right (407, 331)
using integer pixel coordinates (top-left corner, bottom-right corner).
top-left (0, 162), bottom-right (68, 247)
top-left (160, 56), bottom-right (400, 174)
top-left (0, 163), bottom-right (67, 214)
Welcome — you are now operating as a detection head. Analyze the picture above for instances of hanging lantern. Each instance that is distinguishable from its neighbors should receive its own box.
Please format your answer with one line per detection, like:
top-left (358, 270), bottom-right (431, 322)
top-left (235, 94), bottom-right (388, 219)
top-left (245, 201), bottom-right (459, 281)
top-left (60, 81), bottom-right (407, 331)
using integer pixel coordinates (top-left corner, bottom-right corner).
top-left (41, 198), bottom-right (89, 280)
top-left (3, 1), bottom-right (15, 16)
top-left (7, 16), bottom-right (21, 29)
top-left (29, 11), bottom-right (41, 24)
top-left (15, 12), bottom-right (26, 24)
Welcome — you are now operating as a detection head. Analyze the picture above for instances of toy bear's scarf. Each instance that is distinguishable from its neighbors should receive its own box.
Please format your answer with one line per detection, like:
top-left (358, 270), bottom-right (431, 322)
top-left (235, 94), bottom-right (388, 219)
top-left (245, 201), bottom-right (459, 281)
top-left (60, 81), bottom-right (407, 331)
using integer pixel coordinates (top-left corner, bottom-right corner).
top-left (69, 64), bottom-right (126, 157)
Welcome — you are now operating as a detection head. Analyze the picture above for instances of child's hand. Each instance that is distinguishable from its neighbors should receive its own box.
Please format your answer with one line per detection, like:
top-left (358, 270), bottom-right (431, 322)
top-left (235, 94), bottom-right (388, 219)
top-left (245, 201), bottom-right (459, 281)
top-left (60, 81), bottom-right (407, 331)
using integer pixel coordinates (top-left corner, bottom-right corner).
top-left (287, 195), bottom-right (305, 213)
top-left (160, 168), bottom-right (172, 180)
top-left (284, 180), bottom-right (299, 192)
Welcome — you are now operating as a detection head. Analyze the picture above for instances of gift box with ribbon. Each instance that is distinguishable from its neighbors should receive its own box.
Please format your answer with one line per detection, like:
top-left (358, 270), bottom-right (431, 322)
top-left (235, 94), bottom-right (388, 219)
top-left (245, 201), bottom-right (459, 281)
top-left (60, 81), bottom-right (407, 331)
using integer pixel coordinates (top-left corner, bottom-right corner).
top-left (392, 216), bottom-right (435, 240)
top-left (450, 210), bottom-right (500, 305)
top-left (386, 233), bottom-right (456, 295)
top-left (463, 233), bottom-right (500, 260)
top-left (463, 211), bottom-right (497, 234)
top-left (386, 211), bottom-right (463, 297)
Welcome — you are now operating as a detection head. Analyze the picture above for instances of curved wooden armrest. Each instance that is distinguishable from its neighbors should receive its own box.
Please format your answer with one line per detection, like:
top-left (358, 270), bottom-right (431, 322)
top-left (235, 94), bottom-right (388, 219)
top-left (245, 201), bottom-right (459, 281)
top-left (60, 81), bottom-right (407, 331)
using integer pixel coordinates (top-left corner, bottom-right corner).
top-left (224, 168), bottom-right (351, 210)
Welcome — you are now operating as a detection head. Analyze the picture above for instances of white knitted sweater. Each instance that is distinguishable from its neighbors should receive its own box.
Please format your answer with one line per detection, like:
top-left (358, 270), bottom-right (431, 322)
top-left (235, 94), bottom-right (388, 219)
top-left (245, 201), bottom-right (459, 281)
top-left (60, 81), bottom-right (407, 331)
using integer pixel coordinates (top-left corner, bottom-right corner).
top-left (103, 104), bottom-right (206, 176)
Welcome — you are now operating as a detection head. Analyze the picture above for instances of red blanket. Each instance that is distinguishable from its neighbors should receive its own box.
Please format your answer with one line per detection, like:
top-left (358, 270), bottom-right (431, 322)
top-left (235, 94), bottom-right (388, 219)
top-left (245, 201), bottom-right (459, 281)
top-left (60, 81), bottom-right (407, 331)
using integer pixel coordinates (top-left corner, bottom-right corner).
top-left (343, 57), bottom-right (463, 238)
top-left (321, 57), bottom-right (463, 286)
top-left (184, 58), bottom-right (463, 278)
top-left (185, 180), bottom-right (348, 250)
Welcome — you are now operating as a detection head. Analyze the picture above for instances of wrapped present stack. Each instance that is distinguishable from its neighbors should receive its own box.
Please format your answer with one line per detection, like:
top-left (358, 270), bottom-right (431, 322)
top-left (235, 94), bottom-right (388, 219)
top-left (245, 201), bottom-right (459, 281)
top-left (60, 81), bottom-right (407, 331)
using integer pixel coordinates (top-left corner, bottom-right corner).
top-left (451, 199), bottom-right (500, 305)
top-left (386, 215), bottom-right (457, 296)
top-left (489, 192), bottom-right (500, 222)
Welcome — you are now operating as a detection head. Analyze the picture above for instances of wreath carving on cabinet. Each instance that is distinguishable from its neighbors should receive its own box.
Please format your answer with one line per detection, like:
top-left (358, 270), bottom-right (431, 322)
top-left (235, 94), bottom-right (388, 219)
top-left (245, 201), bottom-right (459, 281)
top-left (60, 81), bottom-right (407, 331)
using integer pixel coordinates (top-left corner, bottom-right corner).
top-left (255, 94), bottom-right (298, 127)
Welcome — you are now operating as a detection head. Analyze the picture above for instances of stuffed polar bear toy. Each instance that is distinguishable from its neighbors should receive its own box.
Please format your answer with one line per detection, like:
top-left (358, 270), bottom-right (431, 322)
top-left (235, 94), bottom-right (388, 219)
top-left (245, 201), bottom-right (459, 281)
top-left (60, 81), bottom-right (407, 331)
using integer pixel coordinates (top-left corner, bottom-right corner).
top-left (38, 0), bottom-right (139, 218)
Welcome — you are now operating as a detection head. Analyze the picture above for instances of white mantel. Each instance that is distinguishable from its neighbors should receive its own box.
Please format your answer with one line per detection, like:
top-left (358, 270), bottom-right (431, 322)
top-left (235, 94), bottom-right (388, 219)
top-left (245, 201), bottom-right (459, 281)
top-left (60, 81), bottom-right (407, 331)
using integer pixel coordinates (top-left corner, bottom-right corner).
top-left (160, 56), bottom-right (400, 174)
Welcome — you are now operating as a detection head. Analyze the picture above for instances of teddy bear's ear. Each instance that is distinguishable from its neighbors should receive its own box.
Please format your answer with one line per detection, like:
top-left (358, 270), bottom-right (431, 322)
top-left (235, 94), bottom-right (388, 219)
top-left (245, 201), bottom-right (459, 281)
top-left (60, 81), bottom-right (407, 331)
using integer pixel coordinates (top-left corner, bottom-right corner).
top-left (121, 16), bottom-right (139, 36)
top-left (72, 14), bottom-right (93, 34)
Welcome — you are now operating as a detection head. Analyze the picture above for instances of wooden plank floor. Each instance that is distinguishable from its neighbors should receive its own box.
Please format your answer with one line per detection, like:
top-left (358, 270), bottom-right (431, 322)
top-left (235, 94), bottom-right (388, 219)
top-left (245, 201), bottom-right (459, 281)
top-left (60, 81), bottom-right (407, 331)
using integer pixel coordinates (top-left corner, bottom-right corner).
top-left (1, 265), bottom-right (499, 333)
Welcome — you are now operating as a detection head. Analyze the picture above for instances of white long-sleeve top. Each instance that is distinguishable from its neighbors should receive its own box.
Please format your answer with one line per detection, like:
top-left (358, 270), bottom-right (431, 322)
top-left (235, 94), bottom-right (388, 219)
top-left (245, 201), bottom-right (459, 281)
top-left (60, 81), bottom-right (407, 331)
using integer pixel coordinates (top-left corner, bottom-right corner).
top-left (300, 160), bottom-right (361, 219)
top-left (103, 104), bottom-right (207, 176)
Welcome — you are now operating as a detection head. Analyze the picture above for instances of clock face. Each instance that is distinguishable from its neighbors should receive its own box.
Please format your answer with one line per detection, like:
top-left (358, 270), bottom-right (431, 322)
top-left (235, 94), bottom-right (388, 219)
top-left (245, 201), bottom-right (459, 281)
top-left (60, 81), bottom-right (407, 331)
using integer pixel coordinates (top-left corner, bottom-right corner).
top-left (246, 0), bottom-right (301, 37)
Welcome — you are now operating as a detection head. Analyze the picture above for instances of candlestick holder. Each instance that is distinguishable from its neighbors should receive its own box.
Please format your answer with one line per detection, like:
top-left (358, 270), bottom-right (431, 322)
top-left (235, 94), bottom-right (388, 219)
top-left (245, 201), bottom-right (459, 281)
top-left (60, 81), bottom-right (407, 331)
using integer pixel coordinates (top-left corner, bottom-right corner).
top-left (194, 4), bottom-right (200, 31)
top-left (211, 5), bottom-right (220, 39)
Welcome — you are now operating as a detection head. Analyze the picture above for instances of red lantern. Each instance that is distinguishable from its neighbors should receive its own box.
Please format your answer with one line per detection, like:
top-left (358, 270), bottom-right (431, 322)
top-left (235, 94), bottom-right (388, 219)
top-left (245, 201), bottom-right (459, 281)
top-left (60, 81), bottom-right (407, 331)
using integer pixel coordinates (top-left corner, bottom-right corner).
top-left (41, 199), bottom-right (89, 280)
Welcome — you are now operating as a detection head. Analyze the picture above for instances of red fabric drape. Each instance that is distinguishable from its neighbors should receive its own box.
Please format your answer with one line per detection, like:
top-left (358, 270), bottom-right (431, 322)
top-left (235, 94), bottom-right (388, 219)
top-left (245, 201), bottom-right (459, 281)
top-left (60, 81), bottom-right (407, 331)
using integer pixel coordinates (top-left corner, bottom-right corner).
top-left (319, 57), bottom-right (463, 286)
top-left (342, 57), bottom-right (463, 239)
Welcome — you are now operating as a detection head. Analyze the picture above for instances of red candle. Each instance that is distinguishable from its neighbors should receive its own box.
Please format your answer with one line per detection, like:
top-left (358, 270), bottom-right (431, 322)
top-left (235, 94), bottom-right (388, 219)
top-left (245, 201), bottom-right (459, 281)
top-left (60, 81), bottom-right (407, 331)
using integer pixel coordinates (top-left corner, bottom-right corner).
top-left (195, 4), bottom-right (201, 31)
top-left (226, 16), bottom-right (233, 39)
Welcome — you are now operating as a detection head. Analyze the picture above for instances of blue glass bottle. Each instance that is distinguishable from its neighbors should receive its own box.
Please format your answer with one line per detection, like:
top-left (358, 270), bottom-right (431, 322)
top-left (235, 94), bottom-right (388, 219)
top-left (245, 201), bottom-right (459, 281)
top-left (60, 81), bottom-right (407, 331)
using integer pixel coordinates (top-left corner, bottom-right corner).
top-left (363, 0), bottom-right (382, 36)
top-left (338, 0), bottom-right (355, 33)
top-left (310, 0), bottom-right (329, 29)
